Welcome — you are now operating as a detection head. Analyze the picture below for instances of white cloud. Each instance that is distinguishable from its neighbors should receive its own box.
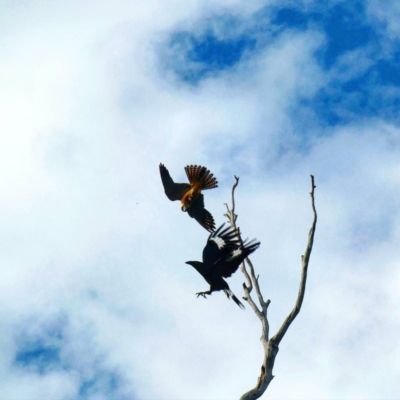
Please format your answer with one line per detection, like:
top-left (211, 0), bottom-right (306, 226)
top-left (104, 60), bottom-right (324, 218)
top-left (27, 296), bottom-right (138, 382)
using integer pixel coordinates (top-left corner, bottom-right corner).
top-left (0, 0), bottom-right (399, 399)
top-left (367, 0), bottom-right (400, 38)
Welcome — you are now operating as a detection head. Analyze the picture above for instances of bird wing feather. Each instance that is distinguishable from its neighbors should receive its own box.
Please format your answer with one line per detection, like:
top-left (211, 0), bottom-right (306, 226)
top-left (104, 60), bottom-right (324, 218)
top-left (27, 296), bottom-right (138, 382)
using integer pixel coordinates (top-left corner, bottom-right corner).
top-left (219, 239), bottom-right (260, 278)
top-left (159, 163), bottom-right (190, 201)
top-left (203, 224), bottom-right (239, 266)
top-left (187, 194), bottom-right (216, 232)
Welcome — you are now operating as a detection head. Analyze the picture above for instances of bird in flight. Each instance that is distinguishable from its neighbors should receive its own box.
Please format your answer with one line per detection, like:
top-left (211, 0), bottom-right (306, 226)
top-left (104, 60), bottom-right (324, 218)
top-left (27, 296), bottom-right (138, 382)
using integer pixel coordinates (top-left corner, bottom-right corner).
top-left (185, 224), bottom-right (260, 309)
top-left (159, 163), bottom-right (218, 232)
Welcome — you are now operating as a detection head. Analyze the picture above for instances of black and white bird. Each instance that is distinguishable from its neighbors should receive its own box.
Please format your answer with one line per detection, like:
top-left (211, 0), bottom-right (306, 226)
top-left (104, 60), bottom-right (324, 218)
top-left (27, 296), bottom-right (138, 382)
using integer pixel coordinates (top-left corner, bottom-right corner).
top-left (186, 224), bottom-right (260, 309)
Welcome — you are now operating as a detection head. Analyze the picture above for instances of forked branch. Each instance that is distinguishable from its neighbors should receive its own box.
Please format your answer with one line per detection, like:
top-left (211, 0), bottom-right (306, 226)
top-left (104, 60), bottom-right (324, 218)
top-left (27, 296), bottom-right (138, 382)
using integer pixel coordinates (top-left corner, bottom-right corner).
top-left (224, 176), bottom-right (268, 321)
top-left (224, 175), bottom-right (317, 400)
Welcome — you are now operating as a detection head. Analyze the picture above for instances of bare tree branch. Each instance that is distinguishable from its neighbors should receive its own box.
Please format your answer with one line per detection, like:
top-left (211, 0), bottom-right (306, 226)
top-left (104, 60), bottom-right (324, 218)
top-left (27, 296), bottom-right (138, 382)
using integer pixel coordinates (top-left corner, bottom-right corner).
top-left (224, 176), bottom-right (253, 293)
top-left (245, 257), bottom-right (268, 313)
top-left (224, 175), bottom-right (317, 400)
top-left (271, 175), bottom-right (317, 345)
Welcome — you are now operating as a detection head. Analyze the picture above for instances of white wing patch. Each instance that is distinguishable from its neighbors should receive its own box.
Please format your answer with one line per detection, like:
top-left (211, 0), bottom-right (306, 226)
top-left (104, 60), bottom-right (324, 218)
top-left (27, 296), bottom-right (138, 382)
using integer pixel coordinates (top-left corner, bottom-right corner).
top-left (211, 236), bottom-right (226, 249)
top-left (230, 248), bottom-right (242, 259)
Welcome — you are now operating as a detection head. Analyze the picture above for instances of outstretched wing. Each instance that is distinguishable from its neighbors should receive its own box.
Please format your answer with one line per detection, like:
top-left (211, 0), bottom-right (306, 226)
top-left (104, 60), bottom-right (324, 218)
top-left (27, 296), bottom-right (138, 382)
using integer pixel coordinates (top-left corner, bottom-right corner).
top-left (202, 224), bottom-right (239, 266)
top-left (159, 163), bottom-right (190, 201)
top-left (219, 238), bottom-right (260, 278)
top-left (187, 194), bottom-right (216, 232)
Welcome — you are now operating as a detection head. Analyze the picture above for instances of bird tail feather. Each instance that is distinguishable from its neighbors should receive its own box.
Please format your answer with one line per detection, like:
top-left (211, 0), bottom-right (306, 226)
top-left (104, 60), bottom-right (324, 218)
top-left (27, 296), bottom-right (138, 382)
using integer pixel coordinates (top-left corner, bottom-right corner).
top-left (185, 165), bottom-right (218, 190)
top-left (225, 289), bottom-right (245, 310)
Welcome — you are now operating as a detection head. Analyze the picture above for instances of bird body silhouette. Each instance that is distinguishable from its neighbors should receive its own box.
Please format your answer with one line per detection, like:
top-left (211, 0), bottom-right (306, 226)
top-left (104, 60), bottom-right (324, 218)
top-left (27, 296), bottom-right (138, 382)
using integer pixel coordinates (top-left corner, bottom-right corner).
top-left (186, 224), bottom-right (260, 309)
top-left (159, 163), bottom-right (218, 231)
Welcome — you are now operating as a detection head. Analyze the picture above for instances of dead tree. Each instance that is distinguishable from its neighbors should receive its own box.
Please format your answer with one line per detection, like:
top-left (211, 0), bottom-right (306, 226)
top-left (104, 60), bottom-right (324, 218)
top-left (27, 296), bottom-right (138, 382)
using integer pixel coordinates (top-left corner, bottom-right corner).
top-left (224, 175), bottom-right (317, 399)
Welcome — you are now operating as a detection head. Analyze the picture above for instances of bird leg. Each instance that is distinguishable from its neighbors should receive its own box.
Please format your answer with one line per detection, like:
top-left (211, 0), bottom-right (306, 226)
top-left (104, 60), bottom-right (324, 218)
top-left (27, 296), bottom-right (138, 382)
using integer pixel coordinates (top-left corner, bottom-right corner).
top-left (196, 290), bottom-right (212, 298)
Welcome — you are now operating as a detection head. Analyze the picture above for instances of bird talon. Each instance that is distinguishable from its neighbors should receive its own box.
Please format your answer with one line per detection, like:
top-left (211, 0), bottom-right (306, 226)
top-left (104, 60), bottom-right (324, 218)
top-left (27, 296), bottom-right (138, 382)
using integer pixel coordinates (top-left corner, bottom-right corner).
top-left (196, 292), bottom-right (208, 299)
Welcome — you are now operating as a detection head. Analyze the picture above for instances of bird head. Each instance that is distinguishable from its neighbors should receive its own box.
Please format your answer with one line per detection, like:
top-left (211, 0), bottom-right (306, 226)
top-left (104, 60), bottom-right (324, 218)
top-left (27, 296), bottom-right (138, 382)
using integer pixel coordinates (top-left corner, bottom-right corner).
top-left (185, 261), bottom-right (203, 273)
top-left (185, 261), bottom-right (197, 267)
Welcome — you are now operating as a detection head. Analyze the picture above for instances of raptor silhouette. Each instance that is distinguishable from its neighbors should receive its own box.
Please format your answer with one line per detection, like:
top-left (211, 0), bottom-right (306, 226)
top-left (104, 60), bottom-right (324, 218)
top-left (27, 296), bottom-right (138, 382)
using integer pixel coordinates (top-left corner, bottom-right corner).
top-left (186, 224), bottom-right (260, 309)
top-left (159, 163), bottom-right (218, 232)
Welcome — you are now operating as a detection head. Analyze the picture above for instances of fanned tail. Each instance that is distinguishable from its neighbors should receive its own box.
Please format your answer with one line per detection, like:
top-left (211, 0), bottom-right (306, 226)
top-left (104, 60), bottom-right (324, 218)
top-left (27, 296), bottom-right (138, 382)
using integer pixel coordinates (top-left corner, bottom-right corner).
top-left (185, 165), bottom-right (218, 190)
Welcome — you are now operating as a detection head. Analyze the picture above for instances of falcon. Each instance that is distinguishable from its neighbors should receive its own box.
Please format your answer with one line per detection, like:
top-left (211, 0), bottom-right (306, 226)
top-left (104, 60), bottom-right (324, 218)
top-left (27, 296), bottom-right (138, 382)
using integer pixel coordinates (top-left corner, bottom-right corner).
top-left (159, 163), bottom-right (218, 232)
top-left (185, 224), bottom-right (260, 309)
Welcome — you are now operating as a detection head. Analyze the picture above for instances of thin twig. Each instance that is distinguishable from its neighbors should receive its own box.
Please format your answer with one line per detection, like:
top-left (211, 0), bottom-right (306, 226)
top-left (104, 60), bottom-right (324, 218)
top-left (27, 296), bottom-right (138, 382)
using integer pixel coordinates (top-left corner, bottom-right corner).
top-left (224, 176), bottom-right (254, 294)
top-left (270, 175), bottom-right (317, 345)
top-left (245, 257), bottom-right (267, 313)
top-left (225, 177), bottom-right (269, 315)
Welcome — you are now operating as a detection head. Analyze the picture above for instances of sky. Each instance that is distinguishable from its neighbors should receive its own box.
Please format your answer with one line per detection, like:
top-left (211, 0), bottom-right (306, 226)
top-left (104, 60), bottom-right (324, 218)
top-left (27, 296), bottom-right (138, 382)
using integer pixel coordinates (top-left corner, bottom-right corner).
top-left (1, 0), bottom-right (400, 399)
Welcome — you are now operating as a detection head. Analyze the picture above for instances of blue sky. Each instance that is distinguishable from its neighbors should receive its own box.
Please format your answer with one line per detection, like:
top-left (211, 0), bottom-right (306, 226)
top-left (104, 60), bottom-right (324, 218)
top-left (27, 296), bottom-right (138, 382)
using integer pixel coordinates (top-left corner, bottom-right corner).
top-left (164, 1), bottom-right (400, 130)
top-left (1, 0), bottom-right (400, 398)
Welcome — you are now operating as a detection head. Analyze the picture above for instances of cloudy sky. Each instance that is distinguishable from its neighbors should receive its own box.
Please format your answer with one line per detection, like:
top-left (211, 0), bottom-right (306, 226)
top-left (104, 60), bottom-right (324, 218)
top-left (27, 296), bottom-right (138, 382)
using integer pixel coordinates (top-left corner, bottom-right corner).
top-left (1, 0), bottom-right (400, 399)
